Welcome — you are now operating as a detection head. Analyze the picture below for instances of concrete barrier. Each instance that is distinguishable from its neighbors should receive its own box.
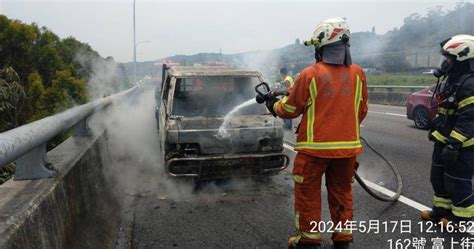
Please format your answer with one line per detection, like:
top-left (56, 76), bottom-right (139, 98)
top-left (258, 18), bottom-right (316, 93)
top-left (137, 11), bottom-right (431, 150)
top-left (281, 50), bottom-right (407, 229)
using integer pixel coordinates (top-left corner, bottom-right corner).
top-left (368, 92), bottom-right (409, 106)
top-left (0, 132), bottom-right (120, 249)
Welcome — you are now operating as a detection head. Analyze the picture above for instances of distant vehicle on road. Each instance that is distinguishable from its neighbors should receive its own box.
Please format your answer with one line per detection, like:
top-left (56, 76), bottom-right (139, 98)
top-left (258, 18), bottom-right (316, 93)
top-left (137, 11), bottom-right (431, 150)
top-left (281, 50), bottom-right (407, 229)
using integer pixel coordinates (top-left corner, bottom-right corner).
top-left (156, 65), bottom-right (288, 180)
top-left (407, 84), bottom-right (439, 129)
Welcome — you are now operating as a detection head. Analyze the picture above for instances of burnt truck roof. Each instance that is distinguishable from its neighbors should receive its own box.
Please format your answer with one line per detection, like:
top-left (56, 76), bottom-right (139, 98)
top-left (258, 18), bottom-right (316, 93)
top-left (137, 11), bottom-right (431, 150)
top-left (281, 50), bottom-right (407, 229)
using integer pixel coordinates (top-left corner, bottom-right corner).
top-left (167, 66), bottom-right (262, 77)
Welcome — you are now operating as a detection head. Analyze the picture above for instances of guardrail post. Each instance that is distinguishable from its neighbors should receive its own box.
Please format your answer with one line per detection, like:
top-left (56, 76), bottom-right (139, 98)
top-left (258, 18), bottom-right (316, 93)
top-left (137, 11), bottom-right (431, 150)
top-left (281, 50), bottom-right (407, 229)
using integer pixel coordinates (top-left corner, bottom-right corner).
top-left (14, 143), bottom-right (56, 180)
top-left (74, 118), bottom-right (92, 137)
top-left (387, 87), bottom-right (393, 93)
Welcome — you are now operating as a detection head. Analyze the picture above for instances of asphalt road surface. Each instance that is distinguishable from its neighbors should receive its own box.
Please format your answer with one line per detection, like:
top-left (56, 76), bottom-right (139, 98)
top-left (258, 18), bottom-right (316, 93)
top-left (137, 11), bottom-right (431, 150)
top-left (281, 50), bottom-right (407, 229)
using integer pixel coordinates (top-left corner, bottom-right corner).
top-left (118, 104), bottom-right (473, 249)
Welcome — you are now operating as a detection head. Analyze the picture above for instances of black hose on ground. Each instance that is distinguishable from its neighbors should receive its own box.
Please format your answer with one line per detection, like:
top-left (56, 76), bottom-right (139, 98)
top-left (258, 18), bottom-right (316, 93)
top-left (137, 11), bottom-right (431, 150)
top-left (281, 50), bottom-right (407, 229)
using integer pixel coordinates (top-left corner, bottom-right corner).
top-left (356, 136), bottom-right (403, 202)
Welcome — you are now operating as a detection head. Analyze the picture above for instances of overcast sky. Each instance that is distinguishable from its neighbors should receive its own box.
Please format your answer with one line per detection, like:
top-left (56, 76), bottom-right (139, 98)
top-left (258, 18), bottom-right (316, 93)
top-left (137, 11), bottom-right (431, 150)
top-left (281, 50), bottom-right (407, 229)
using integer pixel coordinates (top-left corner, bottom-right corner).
top-left (0, 0), bottom-right (467, 62)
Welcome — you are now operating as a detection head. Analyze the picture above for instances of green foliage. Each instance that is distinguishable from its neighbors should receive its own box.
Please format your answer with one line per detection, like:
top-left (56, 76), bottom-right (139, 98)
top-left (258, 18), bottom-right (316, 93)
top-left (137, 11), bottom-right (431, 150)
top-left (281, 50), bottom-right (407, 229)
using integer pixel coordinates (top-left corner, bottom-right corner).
top-left (46, 69), bottom-right (88, 113)
top-left (0, 15), bottom-right (129, 135)
top-left (0, 15), bottom-right (127, 183)
top-left (0, 67), bottom-right (27, 129)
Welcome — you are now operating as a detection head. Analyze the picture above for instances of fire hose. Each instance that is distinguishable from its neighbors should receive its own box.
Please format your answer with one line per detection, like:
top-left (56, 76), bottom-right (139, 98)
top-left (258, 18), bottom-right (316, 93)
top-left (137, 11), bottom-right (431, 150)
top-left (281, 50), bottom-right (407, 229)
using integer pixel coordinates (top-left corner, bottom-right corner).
top-left (255, 82), bottom-right (403, 202)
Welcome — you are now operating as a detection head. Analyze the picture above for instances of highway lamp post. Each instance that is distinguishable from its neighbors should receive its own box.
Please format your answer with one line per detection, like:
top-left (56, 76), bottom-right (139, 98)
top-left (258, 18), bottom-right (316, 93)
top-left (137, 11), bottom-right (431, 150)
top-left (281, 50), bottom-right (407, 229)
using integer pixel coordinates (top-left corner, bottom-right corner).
top-left (133, 0), bottom-right (136, 84)
top-left (133, 0), bottom-right (150, 84)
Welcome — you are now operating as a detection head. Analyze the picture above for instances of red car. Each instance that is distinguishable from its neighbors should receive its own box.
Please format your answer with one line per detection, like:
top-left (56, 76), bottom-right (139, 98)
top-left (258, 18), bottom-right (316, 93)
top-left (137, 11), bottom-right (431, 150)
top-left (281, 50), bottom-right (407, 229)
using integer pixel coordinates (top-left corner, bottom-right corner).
top-left (407, 84), bottom-right (439, 129)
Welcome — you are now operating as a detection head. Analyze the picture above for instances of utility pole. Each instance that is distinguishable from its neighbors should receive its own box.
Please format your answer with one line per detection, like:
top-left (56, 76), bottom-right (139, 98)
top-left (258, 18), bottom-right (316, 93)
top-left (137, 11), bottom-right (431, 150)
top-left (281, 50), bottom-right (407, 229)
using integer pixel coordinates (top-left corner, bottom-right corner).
top-left (133, 0), bottom-right (137, 84)
top-left (424, 17), bottom-right (431, 67)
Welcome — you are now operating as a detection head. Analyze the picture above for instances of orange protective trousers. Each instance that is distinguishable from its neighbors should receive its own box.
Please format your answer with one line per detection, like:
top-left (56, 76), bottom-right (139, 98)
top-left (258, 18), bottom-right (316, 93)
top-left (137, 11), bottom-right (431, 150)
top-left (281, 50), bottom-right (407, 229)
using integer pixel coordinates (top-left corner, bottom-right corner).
top-left (293, 153), bottom-right (356, 244)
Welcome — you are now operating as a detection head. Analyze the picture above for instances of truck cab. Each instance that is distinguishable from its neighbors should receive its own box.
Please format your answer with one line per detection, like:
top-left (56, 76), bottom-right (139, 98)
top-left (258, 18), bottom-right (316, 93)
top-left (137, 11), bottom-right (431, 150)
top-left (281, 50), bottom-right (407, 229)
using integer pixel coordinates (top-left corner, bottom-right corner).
top-left (156, 65), bottom-right (288, 180)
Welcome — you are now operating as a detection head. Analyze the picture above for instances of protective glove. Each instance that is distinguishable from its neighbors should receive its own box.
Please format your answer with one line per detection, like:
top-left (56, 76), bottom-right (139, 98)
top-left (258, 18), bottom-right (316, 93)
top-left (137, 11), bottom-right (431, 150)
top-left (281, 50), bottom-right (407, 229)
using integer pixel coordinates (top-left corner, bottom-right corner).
top-left (265, 98), bottom-right (278, 117)
top-left (441, 138), bottom-right (462, 165)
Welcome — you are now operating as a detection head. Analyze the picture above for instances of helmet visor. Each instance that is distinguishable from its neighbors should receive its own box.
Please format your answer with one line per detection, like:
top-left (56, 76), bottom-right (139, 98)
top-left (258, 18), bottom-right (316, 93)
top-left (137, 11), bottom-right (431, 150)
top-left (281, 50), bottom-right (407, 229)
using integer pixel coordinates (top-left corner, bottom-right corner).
top-left (438, 55), bottom-right (454, 72)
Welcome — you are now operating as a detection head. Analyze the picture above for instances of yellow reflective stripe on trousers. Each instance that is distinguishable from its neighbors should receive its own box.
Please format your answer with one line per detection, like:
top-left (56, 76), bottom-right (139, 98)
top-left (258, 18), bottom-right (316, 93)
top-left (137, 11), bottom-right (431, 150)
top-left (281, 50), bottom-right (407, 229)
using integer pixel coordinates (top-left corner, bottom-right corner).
top-left (450, 130), bottom-right (468, 142)
top-left (295, 141), bottom-right (362, 150)
top-left (281, 96), bottom-right (297, 113)
top-left (354, 75), bottom-right (363, 139)
top-left (294, 211), bottom-right (321, 240)
top-left (458, 96), bottom-right (474, 109)
top-left (335, 229), bottom-right (353, 235)
top-left (307, 78), bottom-right (317, 142)
top-left (295, 211), bottom-right (300, 230)
top-left (433, 196), bottom-right (452, 209)
top-left (452, 204), bottom-right (474, 218)
top-left (293, 174), bottom-right (304, 183)
top-left (301, 231), bottom-right (321, 240)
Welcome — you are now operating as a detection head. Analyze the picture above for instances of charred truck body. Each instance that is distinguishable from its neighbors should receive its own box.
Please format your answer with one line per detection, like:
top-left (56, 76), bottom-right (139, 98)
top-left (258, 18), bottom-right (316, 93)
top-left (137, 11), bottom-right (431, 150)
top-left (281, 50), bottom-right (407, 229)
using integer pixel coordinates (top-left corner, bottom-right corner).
top-left (156, 66), bottom-right (289, 180)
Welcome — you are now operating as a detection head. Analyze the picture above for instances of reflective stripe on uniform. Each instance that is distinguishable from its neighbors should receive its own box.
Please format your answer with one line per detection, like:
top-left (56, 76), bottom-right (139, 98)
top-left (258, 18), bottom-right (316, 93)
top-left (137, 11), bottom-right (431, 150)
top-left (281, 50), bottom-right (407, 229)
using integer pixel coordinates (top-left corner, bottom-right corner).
top-left (433, 196), bottom-right (452, 209)
top-left (335, 229), bottom-right (353, 236)
top-left (307, 78), bottom-right (317, 142)
top-left (295, 211), bottom-right (300, 229)
top-left (285, 75), bottom-right (294, 86)
top-left (458, 96), bottom-right (474, 109)
top-left (450, 130), bottom-right (468, 142)
top-left (438, 107), bottom-right (456, 115)
top-left (281, 96), bottom-right (297, 113)
top-left (452, 204), bottom-right (474, 218)
top-left (301, 231), bottom-right (321, 240)
top-left (431, 130), bottom-right (474, 148)
top-left (431, 131), bottom-right (447, 143)
top-left (294, 211), bottom-right (321, 241)
top-left (295, 141), bottom-right (362, 150)
top-left (293, 174), bottom-right (304, 183)
top-left (355, 75), bottom-right (363, 139)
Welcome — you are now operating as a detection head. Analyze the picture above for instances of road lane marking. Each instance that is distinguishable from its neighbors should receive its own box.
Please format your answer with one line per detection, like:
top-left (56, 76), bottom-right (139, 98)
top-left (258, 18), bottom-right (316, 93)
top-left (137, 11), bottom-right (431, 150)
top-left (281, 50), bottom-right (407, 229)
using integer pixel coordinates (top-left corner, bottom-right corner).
top-left (283, 143), bottom-right (431, 212)
top-left (368, 111), bottom-right (407, 118)
top-left (361, 179), bottom-right (431, 211)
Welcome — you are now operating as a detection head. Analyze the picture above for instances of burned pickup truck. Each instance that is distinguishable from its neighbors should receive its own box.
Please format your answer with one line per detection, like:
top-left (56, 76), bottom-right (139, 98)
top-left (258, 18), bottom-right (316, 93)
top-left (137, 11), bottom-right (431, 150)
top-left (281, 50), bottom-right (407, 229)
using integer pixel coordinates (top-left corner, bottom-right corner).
top-left (155, 65), bottom-right (288, 180)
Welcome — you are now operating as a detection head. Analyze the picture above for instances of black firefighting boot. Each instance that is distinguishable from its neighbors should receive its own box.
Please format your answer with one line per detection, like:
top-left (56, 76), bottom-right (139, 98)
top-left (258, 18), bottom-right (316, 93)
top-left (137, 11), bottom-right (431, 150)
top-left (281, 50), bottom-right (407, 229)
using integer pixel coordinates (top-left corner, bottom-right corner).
top-left (288, 236), bottom-right (321, 249)
top-left (334, 241), bottom-right (351, 249)
top-left (421, 207), bottom-right (450, 222)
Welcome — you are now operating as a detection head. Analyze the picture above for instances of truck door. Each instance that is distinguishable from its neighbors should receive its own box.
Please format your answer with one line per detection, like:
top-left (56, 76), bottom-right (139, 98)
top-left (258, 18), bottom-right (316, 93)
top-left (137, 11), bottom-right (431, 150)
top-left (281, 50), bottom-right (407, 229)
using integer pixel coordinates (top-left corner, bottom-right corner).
top-left (159, 75), bottom-right (173, 151)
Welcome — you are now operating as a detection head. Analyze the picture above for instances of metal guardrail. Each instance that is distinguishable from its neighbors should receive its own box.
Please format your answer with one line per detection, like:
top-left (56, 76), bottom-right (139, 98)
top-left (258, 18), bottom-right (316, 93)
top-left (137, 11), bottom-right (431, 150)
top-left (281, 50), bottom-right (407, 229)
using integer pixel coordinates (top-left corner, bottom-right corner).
top-left (0, 86), bottom-right (140, 180)
top-left (368, 85), bottom-right (427, 93)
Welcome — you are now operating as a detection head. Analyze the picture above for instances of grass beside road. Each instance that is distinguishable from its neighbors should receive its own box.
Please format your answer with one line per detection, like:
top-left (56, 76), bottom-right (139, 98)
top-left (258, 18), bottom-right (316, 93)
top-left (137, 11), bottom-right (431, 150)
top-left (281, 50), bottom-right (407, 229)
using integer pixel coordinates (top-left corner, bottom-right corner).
top-left (367, 74), bottom-right (435, 86)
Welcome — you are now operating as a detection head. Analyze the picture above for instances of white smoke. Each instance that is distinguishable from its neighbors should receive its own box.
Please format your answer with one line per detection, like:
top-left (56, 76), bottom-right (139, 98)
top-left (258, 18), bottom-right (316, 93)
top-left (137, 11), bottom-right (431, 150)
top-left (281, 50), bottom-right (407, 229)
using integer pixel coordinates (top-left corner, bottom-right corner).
top-left (75, 51), bottom-right (128, 100)
top-left (89, 90), bottom-right (195, 201)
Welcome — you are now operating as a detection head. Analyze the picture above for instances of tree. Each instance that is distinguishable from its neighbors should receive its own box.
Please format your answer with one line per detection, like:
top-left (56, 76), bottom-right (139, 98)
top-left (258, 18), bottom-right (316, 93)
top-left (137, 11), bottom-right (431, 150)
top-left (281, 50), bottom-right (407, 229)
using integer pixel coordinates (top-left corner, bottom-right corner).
top-left (26, 71), bottom-right (47, 121)
top-left (0, 67), bottom-right (27, 129)
top-left (45, 69), bottom-right (87, 113)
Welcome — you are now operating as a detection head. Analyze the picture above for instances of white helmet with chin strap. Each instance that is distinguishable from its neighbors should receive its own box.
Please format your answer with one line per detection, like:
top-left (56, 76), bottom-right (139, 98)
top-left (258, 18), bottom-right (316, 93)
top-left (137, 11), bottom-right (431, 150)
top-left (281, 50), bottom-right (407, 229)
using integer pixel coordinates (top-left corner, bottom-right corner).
top-left (304, 17), bottom-right (351, 48)
top-left (304, 17), bottom-right (352, 65)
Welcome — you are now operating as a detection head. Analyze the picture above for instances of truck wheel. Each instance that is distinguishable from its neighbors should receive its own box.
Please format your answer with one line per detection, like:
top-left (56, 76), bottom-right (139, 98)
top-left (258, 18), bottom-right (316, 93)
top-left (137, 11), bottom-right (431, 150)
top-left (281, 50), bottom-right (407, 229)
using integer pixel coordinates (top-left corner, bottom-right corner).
top-left (414, 107), bottom-right (431, 130)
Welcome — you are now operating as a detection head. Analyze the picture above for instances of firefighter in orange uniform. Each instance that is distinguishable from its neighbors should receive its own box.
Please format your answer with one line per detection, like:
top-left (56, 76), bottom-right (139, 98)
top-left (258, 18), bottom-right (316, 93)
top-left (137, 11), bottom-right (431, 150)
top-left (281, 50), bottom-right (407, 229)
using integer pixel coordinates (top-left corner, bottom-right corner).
top-left (267, 17), bottom-right (368, 249)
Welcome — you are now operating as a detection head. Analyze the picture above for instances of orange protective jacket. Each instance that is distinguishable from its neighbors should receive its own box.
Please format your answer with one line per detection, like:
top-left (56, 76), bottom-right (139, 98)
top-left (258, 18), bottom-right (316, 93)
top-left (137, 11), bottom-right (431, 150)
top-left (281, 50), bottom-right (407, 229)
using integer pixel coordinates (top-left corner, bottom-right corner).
top-left (274, 62), bottom-right (368, 158)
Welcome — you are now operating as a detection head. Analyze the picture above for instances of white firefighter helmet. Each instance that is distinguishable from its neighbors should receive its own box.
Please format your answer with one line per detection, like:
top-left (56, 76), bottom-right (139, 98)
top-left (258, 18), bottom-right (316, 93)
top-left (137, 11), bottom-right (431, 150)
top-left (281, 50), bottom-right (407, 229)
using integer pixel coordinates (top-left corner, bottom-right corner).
top-left (441, 34), bottom-right (474, 62)
top-left (304, 17), bottom-right (351, 48)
